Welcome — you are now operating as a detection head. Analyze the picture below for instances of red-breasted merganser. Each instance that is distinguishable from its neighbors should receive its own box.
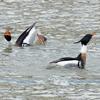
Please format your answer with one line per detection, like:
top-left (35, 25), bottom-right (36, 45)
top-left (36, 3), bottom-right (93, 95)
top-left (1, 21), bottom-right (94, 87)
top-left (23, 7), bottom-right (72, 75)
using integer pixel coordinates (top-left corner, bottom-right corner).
top-left (15, 22), bottom-right (47, 47)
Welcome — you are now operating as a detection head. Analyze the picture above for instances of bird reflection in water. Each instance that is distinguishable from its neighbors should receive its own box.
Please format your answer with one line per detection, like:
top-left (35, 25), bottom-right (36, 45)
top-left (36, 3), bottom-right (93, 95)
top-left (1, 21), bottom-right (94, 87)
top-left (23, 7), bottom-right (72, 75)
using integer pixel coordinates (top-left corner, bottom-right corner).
top-left (3, 44), bottom-right (12, 54)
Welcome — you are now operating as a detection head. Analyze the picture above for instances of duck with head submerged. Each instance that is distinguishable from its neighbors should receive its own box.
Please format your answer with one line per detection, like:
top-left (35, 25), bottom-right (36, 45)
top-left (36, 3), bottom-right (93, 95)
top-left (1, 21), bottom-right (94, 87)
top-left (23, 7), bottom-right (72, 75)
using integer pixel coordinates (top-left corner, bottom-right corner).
top-left (74, 32), bottom-right (96, 45)
top-left (15, 22), bottom-right (47, 47)
top-left (50, 32), bottom-right (96, 69)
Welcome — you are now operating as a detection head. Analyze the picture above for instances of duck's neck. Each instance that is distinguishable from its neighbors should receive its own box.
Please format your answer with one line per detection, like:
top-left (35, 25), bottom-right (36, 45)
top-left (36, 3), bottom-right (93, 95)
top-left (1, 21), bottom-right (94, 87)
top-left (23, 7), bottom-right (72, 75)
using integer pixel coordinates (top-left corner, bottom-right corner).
top-left (80, 45), bottom-right (87, 54)
top-left (79, 45), bottom-right (87, 68)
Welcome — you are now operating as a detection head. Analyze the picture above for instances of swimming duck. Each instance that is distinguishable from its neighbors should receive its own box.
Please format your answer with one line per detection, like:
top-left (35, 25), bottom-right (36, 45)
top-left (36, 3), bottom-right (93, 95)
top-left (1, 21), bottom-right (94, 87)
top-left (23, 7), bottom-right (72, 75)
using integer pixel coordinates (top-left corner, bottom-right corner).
top-left (50, 45), bottom-right (87, 69)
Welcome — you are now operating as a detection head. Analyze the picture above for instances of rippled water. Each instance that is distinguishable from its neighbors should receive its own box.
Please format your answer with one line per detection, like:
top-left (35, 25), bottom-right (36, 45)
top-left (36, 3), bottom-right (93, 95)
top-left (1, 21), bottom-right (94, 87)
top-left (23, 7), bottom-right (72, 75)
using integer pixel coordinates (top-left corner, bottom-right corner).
top-left (0, 0), bottom-right (100, 99)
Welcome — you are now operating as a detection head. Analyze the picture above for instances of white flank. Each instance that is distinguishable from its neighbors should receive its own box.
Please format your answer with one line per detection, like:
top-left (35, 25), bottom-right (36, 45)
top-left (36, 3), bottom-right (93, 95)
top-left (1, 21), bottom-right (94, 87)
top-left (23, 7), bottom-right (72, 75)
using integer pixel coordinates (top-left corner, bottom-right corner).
top-left (23, 26), bottom-right (37, 45)
top-left (56, 60), bottom-right (78, 66)
top-left (80, 45), bottom-right (87, 53)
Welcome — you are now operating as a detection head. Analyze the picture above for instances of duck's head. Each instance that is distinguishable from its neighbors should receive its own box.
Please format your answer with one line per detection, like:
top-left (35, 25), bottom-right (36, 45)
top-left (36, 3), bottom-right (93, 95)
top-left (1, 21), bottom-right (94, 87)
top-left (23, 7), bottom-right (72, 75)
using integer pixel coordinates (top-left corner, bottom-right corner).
top-left (90, 32), bottom-right (96, 40)
top-left (4, 26), bottom-right (12, 42)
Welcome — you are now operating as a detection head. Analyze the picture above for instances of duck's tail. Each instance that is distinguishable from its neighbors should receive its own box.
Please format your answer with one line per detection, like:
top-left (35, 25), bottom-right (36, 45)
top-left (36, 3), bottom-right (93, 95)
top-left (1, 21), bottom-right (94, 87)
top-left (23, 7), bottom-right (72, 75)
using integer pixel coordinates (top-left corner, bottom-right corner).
top-left (74, 40), bottom-right (80, 44)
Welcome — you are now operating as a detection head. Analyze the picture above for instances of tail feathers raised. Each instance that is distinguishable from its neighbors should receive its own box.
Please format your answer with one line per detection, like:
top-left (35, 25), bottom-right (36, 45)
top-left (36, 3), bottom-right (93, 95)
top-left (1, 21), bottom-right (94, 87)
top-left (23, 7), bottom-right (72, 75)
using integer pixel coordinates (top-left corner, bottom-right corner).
top-left (29, 22), bottom-right (36, 31)
top-left (15, 22), bottom-right (36, 46)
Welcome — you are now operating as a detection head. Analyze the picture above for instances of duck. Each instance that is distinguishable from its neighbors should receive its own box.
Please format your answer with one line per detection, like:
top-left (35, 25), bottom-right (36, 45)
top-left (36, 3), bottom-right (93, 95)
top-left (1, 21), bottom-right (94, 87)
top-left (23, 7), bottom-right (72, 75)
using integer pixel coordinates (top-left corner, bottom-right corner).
top-left (15, 22), bottom-right (47, 47)
top-left (74, 32), bottom-right (96, 45)
top-left (50, 32), bottom-right (96, 69)
top-left (50, 45), bottom-right (87, 69)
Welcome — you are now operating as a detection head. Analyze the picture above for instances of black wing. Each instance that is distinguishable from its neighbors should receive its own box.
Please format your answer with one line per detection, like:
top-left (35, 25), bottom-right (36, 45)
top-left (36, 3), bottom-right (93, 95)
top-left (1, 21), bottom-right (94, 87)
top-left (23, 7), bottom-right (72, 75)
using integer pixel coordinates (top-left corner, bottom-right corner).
top-left (50, 57), bottom-right (77, 63)
top-left (15, 22), bottom-right (36, 46)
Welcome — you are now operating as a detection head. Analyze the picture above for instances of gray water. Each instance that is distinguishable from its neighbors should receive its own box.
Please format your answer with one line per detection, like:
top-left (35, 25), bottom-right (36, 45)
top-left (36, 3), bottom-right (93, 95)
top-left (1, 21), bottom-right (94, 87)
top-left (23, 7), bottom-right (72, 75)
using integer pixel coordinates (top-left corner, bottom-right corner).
top-left (0, 0), bottom-right (100, 99)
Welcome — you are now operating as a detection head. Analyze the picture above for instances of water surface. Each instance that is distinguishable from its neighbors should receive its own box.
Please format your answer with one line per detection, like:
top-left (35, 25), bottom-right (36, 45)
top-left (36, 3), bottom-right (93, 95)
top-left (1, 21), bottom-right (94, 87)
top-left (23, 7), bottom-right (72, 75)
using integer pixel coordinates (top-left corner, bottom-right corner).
top-left (0, 0), bottom-right (100, 99)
